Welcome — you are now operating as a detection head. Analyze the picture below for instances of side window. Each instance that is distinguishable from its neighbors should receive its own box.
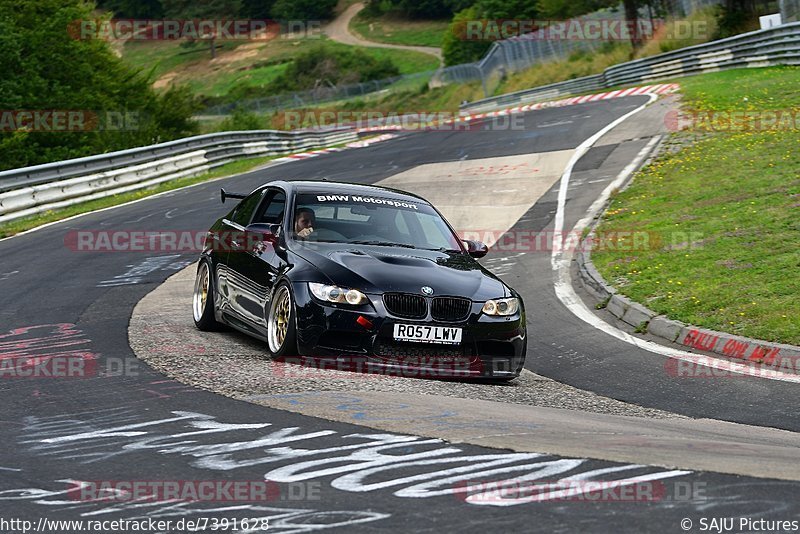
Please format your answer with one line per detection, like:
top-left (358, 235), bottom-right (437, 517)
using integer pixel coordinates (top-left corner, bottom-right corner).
top-left (231, 191), bottom-right (263, 226)
top-left (256, 190), bottom-right (286, 224)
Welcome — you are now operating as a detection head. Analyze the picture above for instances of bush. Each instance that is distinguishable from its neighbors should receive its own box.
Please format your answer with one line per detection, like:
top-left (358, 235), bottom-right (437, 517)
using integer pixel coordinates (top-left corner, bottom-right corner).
top-left (218, 108), bottom-right (265, 131)
top-left (267, 45), bottom-right (400, 93)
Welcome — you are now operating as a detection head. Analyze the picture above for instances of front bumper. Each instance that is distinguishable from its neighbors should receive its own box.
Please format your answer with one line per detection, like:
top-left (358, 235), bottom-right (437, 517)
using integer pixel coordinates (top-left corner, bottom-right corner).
top-left (289, 282), bottom-right (526, 380)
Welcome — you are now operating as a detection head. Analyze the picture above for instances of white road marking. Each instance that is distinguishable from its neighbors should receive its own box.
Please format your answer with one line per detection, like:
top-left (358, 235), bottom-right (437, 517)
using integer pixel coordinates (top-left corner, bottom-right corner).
top-left (26, 409), bottom-right (692, 508)
top-left (0, 270), bottom-right (19, 281)
top-left (551, 94), bottom-right (657, 262)
top-left (551, 95), bottom-right (800, 383)
top-left (121, 213), bottom-right (155, 224)
top-left (538, 120), bottom-right (574, 128)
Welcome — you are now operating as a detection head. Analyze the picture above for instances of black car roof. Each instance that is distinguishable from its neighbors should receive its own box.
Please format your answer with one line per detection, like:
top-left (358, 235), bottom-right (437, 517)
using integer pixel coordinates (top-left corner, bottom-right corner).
top-left (266, 180), bottom-right (431, 205)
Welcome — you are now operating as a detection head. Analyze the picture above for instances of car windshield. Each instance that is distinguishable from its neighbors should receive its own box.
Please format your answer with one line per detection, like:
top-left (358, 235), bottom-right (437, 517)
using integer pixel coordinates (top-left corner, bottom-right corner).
top-left (291, 192), bottom-right (462, 251)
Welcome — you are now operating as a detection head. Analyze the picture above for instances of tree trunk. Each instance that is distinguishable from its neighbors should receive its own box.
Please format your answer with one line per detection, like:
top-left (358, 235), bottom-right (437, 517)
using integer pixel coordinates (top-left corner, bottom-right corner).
top-left (624, 0), bottom-right (643, 50)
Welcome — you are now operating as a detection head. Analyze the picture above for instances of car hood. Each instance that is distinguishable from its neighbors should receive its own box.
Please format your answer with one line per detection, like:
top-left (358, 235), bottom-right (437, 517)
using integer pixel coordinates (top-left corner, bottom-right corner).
top-left (290, 242), bottom-right (509, 300)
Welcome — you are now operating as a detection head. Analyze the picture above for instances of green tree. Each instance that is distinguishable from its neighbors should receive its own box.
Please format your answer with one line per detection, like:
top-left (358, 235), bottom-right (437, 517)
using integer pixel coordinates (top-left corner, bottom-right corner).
top-left (270, 0), bottom-right (338, 21)
top-left (444, 0), bottom-right (476, 13)
top-left (162, 0), bottom-right (243, 58)
top-left (536, 0), bottom-right (616, 18)
top-left (622, 0), bottom-right (647, 49)
top-left (715, 0), bottom-right (760, 37)
top-left (0, 0), bottom-right (199, 171)
top-left (394, 0), bottom-right (453, 19)
top-left (240, 0), bottom-right (275, 19)
top-left (442, 6), bottom-right (492, 65)
top-left (96, 0), bottom-right (164, 18)
top-left (365, 0), bottom-right (468, 18)
top-left (474, 0), bottom-right (538, 19)
top-left (442, 1), bottom-right (540, 66)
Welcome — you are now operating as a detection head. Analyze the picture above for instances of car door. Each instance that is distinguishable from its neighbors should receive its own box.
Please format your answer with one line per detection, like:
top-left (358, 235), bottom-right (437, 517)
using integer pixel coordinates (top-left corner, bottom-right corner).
top-left (225, 187), bottom-right (287, 331)
top-left (216, 188), bottom-right (264, 320)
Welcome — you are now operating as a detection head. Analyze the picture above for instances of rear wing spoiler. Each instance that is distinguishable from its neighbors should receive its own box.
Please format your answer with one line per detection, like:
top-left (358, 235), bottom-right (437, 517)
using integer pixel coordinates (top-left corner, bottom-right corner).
top-left (220, 188), bottom-right (247, 204)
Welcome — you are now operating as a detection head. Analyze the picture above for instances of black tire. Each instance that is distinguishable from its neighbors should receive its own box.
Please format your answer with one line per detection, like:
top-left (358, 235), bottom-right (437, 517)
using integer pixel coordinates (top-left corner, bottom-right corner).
top-left (266, 281), bottom-right (298, 359)
top-left (192, 259), bottom-right (223, 331)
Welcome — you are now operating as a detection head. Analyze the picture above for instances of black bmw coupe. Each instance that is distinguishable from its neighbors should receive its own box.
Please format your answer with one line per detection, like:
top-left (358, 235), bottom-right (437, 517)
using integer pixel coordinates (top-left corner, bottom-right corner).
top-left (193, 180), bottom-right (526, 380)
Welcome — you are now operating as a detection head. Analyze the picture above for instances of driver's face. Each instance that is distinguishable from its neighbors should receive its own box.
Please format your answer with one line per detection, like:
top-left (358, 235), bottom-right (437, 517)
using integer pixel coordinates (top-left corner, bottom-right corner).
top-left (295, 213), bottom-right (314, 233)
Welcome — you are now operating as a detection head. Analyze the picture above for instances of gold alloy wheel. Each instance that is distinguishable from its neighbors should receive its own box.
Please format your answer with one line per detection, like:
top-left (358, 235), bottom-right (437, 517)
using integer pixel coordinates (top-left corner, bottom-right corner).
top-left (268, 286), bottom-right (291, 353)
top-left (193, 262), bottom-right (210, 323)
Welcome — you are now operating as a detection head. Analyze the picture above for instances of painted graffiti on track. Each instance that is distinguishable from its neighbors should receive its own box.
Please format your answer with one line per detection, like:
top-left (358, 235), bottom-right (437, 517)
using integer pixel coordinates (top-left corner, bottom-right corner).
top-left (14, 408), bottom-right (691, 517)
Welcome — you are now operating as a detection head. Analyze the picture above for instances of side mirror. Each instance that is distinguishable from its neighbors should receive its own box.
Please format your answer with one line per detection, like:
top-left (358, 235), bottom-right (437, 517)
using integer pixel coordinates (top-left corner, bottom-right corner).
top-left (245, 223), bottom-right (281, 245)
top-left (463, 240), bottom-right (488, 258)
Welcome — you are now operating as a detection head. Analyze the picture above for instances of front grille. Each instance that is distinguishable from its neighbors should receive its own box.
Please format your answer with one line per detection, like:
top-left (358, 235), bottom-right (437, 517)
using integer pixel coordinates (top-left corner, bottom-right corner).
top-left (374, 339), bottom-right (467, 361)
top-left (431, 297), bottom-right (471, 322)
top-left (383, 293), bottom-right (427, 319)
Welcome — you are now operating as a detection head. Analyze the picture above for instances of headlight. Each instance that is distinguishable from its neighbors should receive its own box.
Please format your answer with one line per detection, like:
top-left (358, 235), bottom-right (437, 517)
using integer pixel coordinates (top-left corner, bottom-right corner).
top-left (308, 283), bottom-right (368, 305)
top-left (482, 297), bottom-right (519, 316)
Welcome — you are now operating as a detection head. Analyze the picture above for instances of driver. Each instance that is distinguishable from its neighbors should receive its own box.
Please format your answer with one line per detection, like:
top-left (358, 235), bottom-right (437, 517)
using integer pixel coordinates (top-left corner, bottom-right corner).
top-left (294, 207), bottom-right (315, 239)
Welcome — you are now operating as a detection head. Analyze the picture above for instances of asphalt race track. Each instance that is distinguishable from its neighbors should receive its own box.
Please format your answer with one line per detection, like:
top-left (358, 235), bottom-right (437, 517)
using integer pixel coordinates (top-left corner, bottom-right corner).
top-left (2, 96), bottom-right (799, 532)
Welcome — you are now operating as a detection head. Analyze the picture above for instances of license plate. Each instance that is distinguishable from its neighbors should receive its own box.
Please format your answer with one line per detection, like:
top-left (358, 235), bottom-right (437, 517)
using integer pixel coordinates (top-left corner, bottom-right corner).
top-left (393, 324), bottom-right (462, 345)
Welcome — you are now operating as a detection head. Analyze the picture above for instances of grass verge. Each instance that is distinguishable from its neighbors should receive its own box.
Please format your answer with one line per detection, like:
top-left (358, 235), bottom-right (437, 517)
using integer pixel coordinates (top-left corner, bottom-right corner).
top-left (591, 66), bottom-right (800, 345)
top-left (349, 12), bottom-right (449, 48)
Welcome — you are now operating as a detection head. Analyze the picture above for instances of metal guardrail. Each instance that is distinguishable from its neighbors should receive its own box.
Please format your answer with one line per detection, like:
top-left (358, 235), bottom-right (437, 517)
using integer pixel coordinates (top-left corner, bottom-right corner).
top-left (5, 22), bottom-right (799, 224)
top-left (0, 128), bottom-right (356, 224)
top-left (461, 21), bottom-right (800, 112)
top-left (462, 75), bottom-right (605, 113)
